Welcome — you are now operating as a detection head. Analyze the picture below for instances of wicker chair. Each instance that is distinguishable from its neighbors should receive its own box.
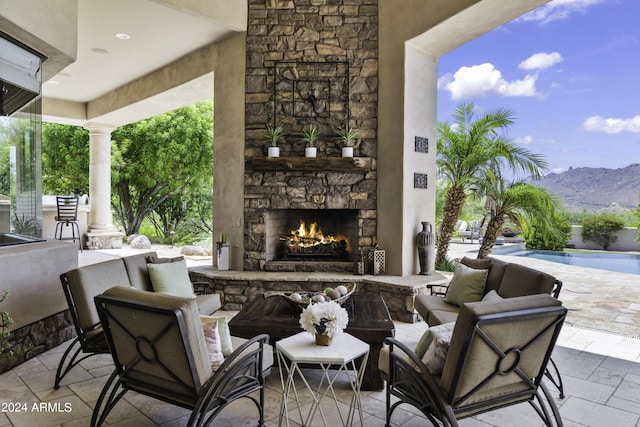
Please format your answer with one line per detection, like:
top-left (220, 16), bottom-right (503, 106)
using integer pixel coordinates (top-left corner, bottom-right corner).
top-left (381, 294), bottom-right (567, 427)
top-left (92, 286), bottom-right (272, 427)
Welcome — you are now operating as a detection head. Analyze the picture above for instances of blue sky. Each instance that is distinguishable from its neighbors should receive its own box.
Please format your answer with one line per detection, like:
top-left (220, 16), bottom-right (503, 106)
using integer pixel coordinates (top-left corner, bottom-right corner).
top-left (437, 0), bottom-right (640, 175)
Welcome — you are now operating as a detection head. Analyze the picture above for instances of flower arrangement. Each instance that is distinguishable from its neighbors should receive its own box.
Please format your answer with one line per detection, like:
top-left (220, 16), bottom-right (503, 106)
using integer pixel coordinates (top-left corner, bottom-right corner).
top-left (299, 301), bottom-right (349, 340)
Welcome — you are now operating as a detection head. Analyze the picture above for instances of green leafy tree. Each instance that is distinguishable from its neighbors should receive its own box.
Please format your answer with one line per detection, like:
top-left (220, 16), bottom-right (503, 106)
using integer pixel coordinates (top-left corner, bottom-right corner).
top-left (477, 171), bottom-right (563, 258)
top-left (0, 146), bottom-right (9, 195)
top-left (149, 185), bottom-right (212, 238)
top-left (436, 102), bottom-right (548, 267)
top-left (111, 101), bottom-right (213, 235)
top-left (42, 124), bottom-right (90, 195)
top-left (581, 213), bottom-right (625, 250)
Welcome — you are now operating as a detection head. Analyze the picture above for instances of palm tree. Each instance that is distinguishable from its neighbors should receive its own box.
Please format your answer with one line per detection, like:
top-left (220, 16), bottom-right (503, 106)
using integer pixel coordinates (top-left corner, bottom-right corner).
top-left (435, 102), bottom-right (548, 267)
top-left (477, 170), bottom-right (563, 258)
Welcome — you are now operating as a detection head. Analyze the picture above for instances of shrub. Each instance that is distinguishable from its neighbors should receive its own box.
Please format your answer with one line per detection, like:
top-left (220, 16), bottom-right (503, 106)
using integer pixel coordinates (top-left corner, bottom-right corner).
top-left (581, 213), bottom-right (625, 250)
top-left (523, 213), bottom-right (572, 251)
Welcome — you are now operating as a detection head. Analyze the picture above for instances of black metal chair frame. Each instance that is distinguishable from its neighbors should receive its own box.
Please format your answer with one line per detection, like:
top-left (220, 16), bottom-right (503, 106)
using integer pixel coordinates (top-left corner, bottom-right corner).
top-left (92, 293), bottom-right (270, 427)
top-left (54, 273), bottom-right (110, 389)
top-left (384, 304), bottom-right (567, 427)
top-left (54, 195), bottom-right (82, 251)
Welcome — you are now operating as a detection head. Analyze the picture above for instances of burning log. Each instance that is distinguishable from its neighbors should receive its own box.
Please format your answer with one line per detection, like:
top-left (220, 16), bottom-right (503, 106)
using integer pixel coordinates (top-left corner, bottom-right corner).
top-left (278, 220), bottom-right (349, 261)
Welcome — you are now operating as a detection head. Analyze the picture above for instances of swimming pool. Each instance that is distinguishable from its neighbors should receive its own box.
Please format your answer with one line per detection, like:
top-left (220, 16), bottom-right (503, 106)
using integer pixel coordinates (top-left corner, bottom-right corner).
top-left (514, 250), bottom-right (640, 275)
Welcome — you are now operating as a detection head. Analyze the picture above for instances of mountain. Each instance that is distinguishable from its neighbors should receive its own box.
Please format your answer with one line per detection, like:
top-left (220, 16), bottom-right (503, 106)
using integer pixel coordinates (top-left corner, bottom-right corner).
top-left (534, 164), bottom-right (640, 211)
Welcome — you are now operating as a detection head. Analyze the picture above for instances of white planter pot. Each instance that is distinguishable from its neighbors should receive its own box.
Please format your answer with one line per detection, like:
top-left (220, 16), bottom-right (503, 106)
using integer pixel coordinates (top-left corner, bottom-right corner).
top-left (268, 146), bottom-right (280, 158)
top-left (305, 147), bottom-right (317, 158)
top-left (217, 243), bottom-right (230, 271)
top-left (342, 146), bottom-right (354, 157)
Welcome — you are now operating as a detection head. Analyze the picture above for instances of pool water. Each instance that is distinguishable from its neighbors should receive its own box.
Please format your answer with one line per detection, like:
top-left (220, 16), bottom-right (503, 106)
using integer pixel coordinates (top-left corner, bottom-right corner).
top-left (515, 250), bottom-right (640, 275)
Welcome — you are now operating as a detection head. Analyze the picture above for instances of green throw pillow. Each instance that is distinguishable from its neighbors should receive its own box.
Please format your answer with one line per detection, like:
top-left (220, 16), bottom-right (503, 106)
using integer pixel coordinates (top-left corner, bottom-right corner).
top-left (443, 263), bottom-right (488, 306)
top-left (147, 259), bottom-right (195, 299)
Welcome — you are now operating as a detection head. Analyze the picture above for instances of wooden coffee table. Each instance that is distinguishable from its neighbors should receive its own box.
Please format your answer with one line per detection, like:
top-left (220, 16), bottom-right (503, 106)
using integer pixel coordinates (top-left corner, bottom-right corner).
top-left (228, 293), bottom-right (395, 390)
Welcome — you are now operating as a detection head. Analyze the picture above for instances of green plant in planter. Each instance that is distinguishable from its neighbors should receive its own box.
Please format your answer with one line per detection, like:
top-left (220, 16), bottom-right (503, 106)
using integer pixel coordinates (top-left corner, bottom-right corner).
top-left (264, 124), bottom-right (286, 147)
top-left (334, 124), bottom-right (359, 147)
top-left (0, 290), bottom-right (29, 367)
top-left (216, 233), bottom-right (228, 255)
top-left (11, 213), bottom-right (40, 235)
top-left (298, 125), bottom-right (320, 147)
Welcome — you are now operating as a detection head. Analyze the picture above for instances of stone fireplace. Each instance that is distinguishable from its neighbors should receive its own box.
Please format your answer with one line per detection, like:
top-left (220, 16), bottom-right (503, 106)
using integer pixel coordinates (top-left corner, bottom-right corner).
top-left (243, 1), bottom-right (379, 272)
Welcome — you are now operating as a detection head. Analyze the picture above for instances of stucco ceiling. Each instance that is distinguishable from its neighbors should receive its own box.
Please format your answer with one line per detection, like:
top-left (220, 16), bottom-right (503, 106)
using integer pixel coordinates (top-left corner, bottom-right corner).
top-left (41, 0), bottom-right (241, 125)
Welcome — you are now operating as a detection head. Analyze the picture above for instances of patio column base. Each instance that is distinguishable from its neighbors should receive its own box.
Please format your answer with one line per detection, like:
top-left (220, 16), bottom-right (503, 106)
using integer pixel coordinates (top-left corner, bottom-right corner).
top-left (85, 231), bottom-right (124, 250)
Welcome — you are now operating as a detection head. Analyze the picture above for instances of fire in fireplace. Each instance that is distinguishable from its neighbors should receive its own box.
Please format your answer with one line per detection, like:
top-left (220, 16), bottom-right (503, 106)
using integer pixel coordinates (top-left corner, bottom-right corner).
top-left (279, 221), bottom-right (349, 261)
top-left (265, 209), bottom-right (359, 267)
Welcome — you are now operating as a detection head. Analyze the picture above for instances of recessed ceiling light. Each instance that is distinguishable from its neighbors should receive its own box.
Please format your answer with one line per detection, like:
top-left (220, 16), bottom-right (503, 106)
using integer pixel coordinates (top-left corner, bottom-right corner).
top-left (91, 48), bottom-right (109, 55)
top-left (115, 33), bottom-right (130, 40)
top-left (46, 80), bottom-right (60, 85)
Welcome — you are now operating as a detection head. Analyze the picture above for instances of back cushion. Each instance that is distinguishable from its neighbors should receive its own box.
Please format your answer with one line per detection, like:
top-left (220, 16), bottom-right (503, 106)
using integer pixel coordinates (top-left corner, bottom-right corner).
top-left (65, 259), bottom-right (130, 331)
top-left (484, 257), bottom-right (508, 294)
top-left (122, 251), bottom-right (157, 291)
top-left (461, 257), bottom-right (506, 294)
top-left (498, 263), bottom-right (556, 298)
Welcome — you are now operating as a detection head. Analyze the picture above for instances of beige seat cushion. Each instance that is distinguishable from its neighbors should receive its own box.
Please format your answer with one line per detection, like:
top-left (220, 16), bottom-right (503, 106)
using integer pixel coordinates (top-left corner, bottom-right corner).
top-left (230, 336), bottom-right (274, 374)
top-left (415, 295), bottom-right (459, 326)
top-left (378, 337), bottom-right (420, 377)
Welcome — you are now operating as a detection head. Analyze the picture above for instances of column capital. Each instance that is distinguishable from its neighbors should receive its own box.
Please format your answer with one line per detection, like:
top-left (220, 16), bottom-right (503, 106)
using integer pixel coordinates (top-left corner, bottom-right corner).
top-left (83, 122), bottom-right (117, 134)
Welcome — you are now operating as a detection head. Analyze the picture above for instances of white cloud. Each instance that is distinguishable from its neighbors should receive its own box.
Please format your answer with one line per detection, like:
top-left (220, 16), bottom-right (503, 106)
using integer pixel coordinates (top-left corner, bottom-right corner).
top-left (515, 135), bottom-right (533, 144)
top-left (583, 115), bottom-right (640, 134)
top-left (519, 52), bottom-right (563, 70)
top-left (519, 0), bottom-right (607, 25)
top-left (439, 63), bottom-right (537, 100)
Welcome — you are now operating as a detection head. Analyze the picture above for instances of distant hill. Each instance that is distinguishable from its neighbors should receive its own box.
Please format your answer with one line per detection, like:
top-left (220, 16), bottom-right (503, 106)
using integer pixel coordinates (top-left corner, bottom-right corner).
top-left (534, 164), bottom-right (640, 211)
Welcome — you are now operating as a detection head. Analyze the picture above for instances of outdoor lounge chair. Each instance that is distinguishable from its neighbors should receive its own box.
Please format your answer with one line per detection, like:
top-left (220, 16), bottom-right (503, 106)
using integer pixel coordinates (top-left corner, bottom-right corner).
top-left (381, 294), bottom-right (567, 426)
top-left (456, 220), bottom-right (482, 243)
top-left (91, 286), bottom-right (272, 427)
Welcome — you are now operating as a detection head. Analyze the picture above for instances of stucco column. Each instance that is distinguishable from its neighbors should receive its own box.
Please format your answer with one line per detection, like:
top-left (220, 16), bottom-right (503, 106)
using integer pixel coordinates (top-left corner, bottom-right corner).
top-left (213, 33), bottom-right (246, 270)
top-left (84, 123), bottom-right (123, 249)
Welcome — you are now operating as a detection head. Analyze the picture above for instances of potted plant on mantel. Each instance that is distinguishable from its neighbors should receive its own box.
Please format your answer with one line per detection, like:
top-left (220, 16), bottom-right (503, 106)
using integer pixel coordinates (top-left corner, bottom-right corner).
top-left (334, 124), bottom-right (359, 157)
top-left (264, 124), bottom-right (286, 158)
top-left (298, 125), bottom-right (320, 158)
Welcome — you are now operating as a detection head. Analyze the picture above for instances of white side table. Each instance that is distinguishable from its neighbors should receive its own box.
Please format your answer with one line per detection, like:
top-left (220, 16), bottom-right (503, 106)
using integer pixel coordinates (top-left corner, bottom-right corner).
top-left (276, 332), bottom-right (370, 427)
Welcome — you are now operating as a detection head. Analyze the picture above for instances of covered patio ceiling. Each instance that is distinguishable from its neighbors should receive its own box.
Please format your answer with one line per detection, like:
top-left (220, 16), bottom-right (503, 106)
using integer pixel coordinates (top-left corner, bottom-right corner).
top-left (40, 0), bottom-right (247, 127)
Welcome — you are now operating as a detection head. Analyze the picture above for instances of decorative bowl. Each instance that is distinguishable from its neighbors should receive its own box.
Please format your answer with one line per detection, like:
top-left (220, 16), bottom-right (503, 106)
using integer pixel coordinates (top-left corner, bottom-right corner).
top-left (282, 282), bottom-right (357, 311)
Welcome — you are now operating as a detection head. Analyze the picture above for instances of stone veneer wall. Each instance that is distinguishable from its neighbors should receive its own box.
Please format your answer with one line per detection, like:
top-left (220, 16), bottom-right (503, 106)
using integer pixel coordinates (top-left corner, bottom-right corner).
top-left (244, 0), bottom-right (379, 271)
top-left (0, 311), bottom-right (74, 373)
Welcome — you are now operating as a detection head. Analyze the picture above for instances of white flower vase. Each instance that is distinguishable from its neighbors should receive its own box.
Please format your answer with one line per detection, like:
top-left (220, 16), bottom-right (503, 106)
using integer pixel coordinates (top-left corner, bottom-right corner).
top-left (268, 146), bottom-right (280, 158)
top-left (305, 147), bottom-right (317, 158)
top-left (342, 146), bottom-right (353, 157)
top-left (217, 243), bottom-right (230, 271)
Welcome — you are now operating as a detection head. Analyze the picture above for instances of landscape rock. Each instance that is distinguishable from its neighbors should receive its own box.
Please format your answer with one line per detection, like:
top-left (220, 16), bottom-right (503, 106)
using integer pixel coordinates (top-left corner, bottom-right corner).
top-left (129, 235), bottom-right (151, 249)
top-left (180, 245), bottom-right (210, 256)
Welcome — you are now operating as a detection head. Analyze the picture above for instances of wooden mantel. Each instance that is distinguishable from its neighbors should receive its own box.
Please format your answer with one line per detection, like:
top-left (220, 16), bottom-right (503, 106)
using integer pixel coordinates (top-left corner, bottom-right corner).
top-left (252, 157), bottom-right (373, 172)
